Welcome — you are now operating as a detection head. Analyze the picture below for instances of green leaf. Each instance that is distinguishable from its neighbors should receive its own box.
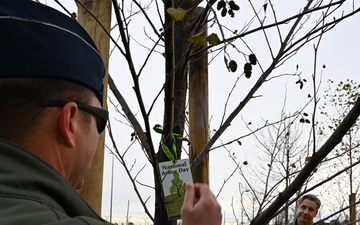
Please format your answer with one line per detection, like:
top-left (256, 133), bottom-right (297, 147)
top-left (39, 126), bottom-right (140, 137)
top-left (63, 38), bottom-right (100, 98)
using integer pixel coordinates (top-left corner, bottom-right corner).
top-left (166, 7), bottom-right (189, 22)
top-left (188, 31), bottom-right (205, 44)
top-left (206, 33), bottom-right (221, 45)
top-left (160, 141), bottom-right (175, 162)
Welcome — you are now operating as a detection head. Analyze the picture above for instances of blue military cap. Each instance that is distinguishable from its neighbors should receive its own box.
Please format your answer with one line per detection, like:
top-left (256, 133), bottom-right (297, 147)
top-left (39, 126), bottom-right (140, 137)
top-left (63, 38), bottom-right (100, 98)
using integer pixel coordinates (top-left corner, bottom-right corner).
top-left (0, 0), bottom-right (105, 104)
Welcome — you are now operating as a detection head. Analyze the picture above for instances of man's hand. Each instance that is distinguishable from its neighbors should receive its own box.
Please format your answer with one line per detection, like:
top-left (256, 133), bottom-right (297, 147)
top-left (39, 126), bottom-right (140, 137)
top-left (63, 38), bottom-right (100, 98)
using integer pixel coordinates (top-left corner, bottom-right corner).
top-left (181, 183), bottom-right (222, 225)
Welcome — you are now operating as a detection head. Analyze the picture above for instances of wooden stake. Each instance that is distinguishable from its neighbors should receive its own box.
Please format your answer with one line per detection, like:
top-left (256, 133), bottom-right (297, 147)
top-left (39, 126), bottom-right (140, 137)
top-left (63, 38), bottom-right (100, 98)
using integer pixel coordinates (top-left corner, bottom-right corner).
top-left (189, 7), bottom-right (209, 184)
top-left (77, 0), bottom-right (112, 214)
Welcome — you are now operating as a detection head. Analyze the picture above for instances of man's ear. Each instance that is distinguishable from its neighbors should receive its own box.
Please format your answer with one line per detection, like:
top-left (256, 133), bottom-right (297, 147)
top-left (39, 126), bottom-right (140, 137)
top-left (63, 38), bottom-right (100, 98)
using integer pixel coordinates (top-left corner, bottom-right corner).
top-left (58, 102), bottom-right (78, 147)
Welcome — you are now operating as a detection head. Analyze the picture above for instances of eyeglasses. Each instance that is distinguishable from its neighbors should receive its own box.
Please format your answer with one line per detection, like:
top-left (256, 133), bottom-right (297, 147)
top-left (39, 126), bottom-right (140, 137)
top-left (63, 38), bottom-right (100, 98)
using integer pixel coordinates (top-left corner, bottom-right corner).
top-left (42, 100), bottom-right (109, 133)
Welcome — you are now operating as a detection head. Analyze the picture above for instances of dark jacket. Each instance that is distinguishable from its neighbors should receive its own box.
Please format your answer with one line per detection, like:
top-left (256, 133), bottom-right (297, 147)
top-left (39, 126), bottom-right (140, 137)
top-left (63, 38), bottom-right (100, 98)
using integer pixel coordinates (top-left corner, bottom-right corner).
top-left (0, 138), bottom-right (112, 225)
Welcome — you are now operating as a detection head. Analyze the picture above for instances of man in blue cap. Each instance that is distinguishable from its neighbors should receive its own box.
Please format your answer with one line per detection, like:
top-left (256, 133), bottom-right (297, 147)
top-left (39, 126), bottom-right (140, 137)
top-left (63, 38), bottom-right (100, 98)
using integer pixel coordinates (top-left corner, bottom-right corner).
top-left (0, 1), bottom-right (222, 225)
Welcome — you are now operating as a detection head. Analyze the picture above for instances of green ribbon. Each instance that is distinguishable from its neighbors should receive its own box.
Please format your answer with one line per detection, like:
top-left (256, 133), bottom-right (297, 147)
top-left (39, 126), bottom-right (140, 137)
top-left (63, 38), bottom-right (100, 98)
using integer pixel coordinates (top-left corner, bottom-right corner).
top-left (153, 124), bottom-right (190, 162)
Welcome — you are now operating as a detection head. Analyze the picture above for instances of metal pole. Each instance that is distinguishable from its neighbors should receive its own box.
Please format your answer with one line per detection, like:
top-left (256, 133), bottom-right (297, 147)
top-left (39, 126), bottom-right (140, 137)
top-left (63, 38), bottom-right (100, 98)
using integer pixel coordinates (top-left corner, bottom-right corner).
top-left (110, 154), bottom-right (114, 222)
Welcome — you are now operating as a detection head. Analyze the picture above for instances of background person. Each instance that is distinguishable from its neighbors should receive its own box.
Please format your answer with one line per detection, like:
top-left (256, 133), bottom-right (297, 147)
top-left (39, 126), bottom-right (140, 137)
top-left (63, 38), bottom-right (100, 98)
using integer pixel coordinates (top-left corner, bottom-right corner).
top-left (294, 194), bottom-right (321, 225)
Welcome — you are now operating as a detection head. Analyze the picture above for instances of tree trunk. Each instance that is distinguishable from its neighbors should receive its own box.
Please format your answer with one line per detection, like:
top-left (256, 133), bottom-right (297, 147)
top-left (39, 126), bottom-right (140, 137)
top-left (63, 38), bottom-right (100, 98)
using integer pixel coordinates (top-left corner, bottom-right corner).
top-left (154, 0), bottom-right (176, 224)
top-left (154, 150), bottom-right (171, 225)
top-left (349, 193), bottom-right (356, 225)
top-left (155, 2), bottom-right (207, 225)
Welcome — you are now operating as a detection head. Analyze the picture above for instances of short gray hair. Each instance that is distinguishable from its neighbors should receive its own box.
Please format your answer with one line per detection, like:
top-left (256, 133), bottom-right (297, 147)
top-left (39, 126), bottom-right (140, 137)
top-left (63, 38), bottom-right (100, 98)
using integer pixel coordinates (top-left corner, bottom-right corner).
top-left (297, 194), bottom-right (321, 211)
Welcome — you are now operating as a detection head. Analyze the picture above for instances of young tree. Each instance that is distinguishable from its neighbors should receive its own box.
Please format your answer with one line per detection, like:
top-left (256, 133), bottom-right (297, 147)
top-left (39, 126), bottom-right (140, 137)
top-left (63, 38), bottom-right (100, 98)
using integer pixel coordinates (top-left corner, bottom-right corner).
top-left (60, 0), bottom-right (360, 224)
top-left (318, 79), bottom-right (360, 225)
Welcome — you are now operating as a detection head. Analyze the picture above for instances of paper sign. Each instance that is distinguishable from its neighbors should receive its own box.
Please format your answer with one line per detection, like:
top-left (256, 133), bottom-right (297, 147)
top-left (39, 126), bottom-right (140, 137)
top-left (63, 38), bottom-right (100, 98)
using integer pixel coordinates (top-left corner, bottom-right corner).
top-left (158, 158), bottom-right (193, 219)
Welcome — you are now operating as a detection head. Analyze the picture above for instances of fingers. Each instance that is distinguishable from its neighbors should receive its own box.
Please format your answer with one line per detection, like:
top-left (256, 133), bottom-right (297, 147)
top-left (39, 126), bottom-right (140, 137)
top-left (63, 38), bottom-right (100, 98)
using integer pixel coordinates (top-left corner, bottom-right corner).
top-left (181, 183), bottom-right (222, 225)
top-left (182, 183), bottom-right (196, 207)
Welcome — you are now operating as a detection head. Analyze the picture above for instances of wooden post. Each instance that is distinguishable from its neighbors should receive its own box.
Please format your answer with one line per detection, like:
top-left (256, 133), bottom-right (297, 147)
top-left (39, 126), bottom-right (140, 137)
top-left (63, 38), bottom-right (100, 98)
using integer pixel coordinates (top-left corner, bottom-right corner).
top-left (77, 0), bottom-right (112, 214)
top-left (189, 8), bottom-right (209, 184)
